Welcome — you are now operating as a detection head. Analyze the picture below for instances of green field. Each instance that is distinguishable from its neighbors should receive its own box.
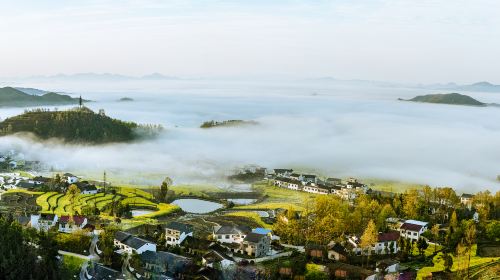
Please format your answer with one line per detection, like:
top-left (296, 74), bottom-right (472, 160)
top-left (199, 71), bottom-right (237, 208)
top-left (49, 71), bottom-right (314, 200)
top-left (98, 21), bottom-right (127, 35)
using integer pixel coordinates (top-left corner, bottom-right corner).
top-left (416, 245), bottom-right (500, 280)
top-left (235, 181), bottom-right (318, 210)
top-left (224, 211), bottom-right (271, 229)
top-left (364, 179), bottom-right (424, 193)
top-left (32, 186), bottom-right (179, 218)
top-left (170, 184), bottom-right (223, 197)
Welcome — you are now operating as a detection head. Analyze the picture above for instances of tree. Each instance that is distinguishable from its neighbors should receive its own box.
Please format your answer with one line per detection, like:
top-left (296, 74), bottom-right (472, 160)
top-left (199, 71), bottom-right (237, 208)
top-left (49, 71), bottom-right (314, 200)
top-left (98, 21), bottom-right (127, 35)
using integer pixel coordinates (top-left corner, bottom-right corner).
top-left (66, 184), bottom-right (80, 215)
top-left (402, 190), bottom-right (421, 219)
top-left (443, 253), bottom-right (453, 272)
top-left (449, 211), bottom-right (458, 230)
top-left (462, 220), bottom-right (476, 278)
top-left (431, 224), bottom-right (440, 253)
top-left (486, 220), bottom-right (500, 241)
top-left (416, 238), bottom-right (429, 257)
top-left (360, 219), bottom-right (378, 266)
top-left (160, 177), bottom-right (173, 202)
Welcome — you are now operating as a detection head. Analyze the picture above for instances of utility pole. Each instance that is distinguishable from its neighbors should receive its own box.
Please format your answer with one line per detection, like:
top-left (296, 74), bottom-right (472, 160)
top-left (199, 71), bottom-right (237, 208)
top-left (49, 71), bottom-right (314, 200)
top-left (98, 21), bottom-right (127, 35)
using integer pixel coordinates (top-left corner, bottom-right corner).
top-left (103, 171), bottom-right (107, 194)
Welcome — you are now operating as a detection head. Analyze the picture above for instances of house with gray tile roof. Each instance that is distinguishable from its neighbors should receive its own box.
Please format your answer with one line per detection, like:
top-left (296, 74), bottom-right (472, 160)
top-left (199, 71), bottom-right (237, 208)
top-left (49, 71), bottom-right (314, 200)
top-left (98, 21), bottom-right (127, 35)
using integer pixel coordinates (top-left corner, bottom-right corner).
top-left (114, 231), bottom-right (157, 254)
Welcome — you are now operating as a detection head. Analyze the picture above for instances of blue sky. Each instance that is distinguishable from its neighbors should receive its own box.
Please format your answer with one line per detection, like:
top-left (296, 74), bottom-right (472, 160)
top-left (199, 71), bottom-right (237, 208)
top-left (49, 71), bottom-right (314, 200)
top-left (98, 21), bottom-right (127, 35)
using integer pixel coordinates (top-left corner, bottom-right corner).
top-left (1, 0), bottom-right (499, 83)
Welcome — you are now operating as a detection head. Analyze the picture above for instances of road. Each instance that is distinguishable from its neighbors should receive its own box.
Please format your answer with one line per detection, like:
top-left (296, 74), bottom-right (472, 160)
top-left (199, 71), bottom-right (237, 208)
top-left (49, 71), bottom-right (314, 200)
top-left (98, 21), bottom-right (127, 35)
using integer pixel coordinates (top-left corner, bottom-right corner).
top-left (121, 254), bottom-right (136, 280)
top-left (78, 233), bottom-right (100, 280)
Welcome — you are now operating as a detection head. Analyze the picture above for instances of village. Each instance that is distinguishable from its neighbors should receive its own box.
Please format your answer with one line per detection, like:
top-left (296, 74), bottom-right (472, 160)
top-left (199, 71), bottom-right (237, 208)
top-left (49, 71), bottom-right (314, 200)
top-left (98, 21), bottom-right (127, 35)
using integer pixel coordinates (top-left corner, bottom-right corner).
top-left (0, 154), bottom-right (499, 280)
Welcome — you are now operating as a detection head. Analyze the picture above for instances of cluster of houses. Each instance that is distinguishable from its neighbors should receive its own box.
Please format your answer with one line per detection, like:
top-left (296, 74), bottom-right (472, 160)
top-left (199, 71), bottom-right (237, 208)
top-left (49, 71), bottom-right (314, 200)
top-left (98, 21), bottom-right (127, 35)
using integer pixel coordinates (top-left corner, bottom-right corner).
top-left (0, 150), bottom-right (44, 171)
top-left (29, 213), bottom-right (94, 233)
top-left (98, 221), bottom-right (276, 279)
top-left (270, 168), bottom-right (368, 200)
top-left (0, 172), bottom-right (99, 194)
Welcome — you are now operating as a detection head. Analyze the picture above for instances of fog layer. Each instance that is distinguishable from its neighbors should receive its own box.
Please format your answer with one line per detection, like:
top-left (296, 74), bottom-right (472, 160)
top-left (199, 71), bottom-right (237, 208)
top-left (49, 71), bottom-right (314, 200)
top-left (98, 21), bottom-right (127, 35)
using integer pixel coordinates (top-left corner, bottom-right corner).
top-left (1, 80), bottom-right (499, 191)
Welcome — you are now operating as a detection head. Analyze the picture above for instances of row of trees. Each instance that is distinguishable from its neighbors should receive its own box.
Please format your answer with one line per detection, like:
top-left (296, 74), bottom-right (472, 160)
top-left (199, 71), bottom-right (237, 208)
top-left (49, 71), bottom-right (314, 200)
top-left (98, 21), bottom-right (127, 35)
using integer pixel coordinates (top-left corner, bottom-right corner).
top-left (0, 214), bottom-right (65, 279)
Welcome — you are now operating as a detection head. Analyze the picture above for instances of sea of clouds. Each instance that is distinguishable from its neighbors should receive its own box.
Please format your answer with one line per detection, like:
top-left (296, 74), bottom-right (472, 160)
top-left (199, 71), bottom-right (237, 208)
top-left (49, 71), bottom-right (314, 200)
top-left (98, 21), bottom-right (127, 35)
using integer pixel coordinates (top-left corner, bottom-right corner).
top-left (1, 79), bottom-right (500, 191)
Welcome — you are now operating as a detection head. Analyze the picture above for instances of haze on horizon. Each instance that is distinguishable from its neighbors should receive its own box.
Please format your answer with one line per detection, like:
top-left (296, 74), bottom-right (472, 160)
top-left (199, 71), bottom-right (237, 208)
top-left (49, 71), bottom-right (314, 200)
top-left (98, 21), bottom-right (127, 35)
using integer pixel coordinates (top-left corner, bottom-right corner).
top-left (1, 0), bottom-right (500, 84)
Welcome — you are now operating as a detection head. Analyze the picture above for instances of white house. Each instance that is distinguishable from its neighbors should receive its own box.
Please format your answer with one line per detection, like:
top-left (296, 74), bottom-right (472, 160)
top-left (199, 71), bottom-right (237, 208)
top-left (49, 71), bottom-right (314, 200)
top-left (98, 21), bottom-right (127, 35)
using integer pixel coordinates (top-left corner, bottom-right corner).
top-left (274, 177), bottom-right (302, 191)
top-left (399, 220), bottom-right (428, 240)
top-left (461, 193), bottom-right (474, 209)
top-left (202, 250), bottom-right (235, 269)
top-left (374, 231), bottom-right (400, 254)
top-left (348, 231), bottom-right (400, 255)
top-left (165, 221), bottom-right (194, 246)
top-left (302, 183), bottom-right (330, 195)
top-left (78, 183), bottom-right (98, 195)
top-left (114, 231), bottom-right (157, 254)
top-left (273, 169), bottom-right (293, 178)
top-left (30, 214), bottom-right (58, 231)
top-left (64, 173), bottom-right (79, 184)
top-left (302, 174), bottom-right (317, 184)
top-left (58, 215), bottom-right (88, 233)
top-left (213, 225), bottom-right (251, 244)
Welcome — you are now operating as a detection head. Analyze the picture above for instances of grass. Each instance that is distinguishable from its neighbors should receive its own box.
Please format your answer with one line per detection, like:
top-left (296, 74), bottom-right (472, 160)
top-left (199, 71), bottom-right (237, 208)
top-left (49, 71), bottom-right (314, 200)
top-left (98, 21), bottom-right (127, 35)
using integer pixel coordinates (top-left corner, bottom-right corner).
top-left (133, 203), bottom-right (180, 219)
top-left (5, 189), bottom-right (44, 195)
top-left (170, 184), bottom-right (223, 197)
top-left (115, 186), bottom-right (154, 199)
top-left (36, 192), bottom-right (57, 210)
top-left (224, 211), bottom-right (271, 229)
top-left (364, 179), bottom-right (424, 193)
top-left (416, 245), bottom-right (500, 280)
top-left (121, 196), bottom-right (156, 207)
top-left (33, 186), bottom-right (180, 219)
top-left (61, 255), bottom-right (86, 278)
top-left (234, 181), bottom-right (317, 210)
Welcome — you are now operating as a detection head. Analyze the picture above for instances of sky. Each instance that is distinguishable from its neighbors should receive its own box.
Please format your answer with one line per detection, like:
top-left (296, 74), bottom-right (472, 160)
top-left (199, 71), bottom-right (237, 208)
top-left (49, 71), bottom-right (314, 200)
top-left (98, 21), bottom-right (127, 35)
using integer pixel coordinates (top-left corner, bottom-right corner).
top-left (1, 0), bottom-right (500, 83)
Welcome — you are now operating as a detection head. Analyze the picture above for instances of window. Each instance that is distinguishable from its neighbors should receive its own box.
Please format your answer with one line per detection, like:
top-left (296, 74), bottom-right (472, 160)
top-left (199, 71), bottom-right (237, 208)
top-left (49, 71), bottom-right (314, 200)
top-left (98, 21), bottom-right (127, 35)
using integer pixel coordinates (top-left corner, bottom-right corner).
top-left (218, 235), bottom-right (222, 239)
top-left (226, 235), bottom-right (230, 239)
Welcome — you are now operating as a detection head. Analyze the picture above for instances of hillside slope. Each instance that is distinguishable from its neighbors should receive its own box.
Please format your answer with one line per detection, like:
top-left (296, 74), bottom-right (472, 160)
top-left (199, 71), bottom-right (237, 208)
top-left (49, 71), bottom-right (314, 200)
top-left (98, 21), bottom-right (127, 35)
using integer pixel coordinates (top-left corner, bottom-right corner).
top-left (0, 107), bottom-right (143, 143)
top-left (0, 87), bottom-right (82, 107)
top-left (405, 93), bottom-right (486, 106)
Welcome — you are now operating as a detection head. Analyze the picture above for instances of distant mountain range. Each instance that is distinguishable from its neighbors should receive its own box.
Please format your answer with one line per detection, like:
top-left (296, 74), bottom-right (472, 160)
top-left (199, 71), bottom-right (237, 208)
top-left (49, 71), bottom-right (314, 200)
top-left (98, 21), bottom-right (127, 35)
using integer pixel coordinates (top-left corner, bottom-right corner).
top-left (422, 81), bottom-right (500, 92)
top-left (0, 87), bottom-right (85, 107)
top-left (401, 93), bottom-right (487, 106)
top-left (311, 77), bottom-right (500, 92)
top-left (7, 72), bottom-right (180, 82)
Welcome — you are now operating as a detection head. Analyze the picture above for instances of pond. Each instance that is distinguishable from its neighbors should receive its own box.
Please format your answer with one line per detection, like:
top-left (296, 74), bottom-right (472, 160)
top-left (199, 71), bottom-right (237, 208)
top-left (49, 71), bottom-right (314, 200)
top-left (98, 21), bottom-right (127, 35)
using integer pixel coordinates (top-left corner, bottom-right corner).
top-left (227, 198), bottom-right (257, 205)
top-left (131, 209), bottom-right (155, 217)
top-left (172, 198), bottom-right (223, 214)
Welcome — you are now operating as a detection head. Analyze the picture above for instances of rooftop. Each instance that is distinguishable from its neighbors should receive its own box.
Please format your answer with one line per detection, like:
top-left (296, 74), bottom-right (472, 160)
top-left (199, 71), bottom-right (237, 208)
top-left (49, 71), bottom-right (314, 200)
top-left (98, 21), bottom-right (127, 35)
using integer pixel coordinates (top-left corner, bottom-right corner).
top-left (378, 231), bottom-right (400, 242)
top-left (166, 221), bottom-right (193, 233)
top-left (59, 215), bottom-right (87, 226)
top-left (214, 225), bottom-right (251, 235)
top-left (243, 232), bottom-right (266, 243)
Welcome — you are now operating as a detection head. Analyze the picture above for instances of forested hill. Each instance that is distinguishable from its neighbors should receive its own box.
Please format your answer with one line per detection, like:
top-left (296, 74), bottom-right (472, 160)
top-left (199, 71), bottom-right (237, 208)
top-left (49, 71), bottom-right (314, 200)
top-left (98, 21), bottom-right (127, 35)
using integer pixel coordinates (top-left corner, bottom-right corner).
top-left (403, 93), bottom-right (486, 106)
top-left (200, 119), bottom-right (258, 128)
top-left (0, 107), bottom-right (160, 144)
top-left (0, 87), bottom-right (83, 107)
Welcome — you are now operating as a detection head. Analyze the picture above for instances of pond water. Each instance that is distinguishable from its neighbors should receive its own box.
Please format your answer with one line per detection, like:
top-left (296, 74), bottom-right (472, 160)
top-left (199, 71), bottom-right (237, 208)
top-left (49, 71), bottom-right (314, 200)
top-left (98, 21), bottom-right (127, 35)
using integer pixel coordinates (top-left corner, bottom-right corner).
top-left (227, 198), bottom-right (257, 205)
top-left (256, 211), bottom-right (270, 218)
top-left (172, 198), bottom-right (223, 214)
top-left (131, 209), bottom-right (155, 217)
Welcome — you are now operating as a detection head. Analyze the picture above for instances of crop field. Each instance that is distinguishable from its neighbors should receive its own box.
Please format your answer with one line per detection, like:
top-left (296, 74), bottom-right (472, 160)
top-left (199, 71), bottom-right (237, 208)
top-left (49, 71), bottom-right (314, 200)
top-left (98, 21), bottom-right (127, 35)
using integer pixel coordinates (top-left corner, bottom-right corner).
top-left (235, 181), bottom-right (318, 210)
top-left (31, 186), bottom-right (178, 218)
top-left (416, 245), bottom-right (500, 280)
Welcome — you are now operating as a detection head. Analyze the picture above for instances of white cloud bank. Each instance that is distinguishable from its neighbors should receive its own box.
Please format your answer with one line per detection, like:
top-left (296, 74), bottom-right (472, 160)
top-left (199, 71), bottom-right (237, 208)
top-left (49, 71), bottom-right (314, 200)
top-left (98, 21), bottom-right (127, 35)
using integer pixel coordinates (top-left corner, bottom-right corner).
top-left (1, 80), bottom-right (499, 191)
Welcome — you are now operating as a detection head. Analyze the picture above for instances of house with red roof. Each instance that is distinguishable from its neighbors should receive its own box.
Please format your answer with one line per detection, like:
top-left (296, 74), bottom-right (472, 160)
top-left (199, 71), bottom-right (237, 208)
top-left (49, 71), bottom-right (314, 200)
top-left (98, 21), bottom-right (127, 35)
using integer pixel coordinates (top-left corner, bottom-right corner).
top-left (399, 220), bottom-right (428, 240)
top-left (374, 231), bottom-right (400, 254)
top-left (58, 215), bottom-right (88, 233)
top-left (348, 230), bottom-right (400, 255)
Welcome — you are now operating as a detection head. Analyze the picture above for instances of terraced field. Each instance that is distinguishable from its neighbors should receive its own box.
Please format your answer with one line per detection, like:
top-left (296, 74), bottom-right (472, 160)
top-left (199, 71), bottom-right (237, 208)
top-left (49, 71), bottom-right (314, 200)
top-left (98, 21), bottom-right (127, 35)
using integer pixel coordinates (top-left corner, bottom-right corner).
top-left (32, 186), bottom-right (179, 217)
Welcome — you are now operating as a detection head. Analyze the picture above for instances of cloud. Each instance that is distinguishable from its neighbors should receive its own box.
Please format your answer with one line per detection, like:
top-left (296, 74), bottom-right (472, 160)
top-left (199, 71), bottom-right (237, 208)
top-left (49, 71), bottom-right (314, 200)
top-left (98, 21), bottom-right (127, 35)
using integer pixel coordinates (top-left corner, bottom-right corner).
top-left (1, 80), bottom-right (499, 191)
